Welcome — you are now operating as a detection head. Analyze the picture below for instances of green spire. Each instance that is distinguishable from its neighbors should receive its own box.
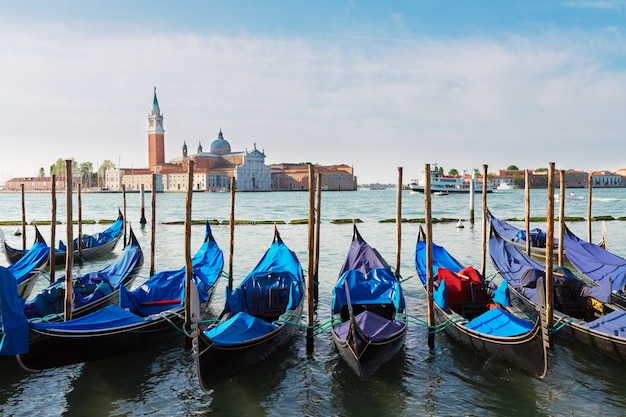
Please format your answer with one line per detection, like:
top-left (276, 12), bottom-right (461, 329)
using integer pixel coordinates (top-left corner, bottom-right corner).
top-left (152, 86), bottom-right (160, 111)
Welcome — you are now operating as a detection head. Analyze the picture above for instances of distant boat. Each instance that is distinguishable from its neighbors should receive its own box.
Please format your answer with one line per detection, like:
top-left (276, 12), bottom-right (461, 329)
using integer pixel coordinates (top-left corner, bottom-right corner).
top-left (369, 184), bottom-right (388, 190)
top-left (567, 192), bottom-right (584, 200)
top-left (496, 183), bottom-right (514, 191)
top-left (409, 164), bottom-right (493, 194)
top-left (434, 191), bottom-right (449, 196)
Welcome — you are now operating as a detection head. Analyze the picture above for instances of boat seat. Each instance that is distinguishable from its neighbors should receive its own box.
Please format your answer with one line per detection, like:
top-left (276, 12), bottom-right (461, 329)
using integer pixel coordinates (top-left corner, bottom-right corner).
top-left (250, 287), bottom-right (290, 322)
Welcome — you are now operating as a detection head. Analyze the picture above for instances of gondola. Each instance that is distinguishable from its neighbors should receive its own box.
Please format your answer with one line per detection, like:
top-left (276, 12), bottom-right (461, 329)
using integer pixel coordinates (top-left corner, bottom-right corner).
top-left (21, 226), bottom-right (144, 322)
top-left (330, 225), bottom-right (407, 378)
top-left (486, 208), bottom-right (558, 259)
top-left (1, 225), bottom-right (50, 299)
top-left (13, 221), bottom-right (223, 370)
top-left (3, 209), bottom-right (125, 265)
top-left (560, 223), bottom-right (626, 306)
top-left (192, 226), bottom-right (304, 390)
top-left (415, 225), bottom-right (549, 378)
top-left (489, 226), bottom-right (626, 363)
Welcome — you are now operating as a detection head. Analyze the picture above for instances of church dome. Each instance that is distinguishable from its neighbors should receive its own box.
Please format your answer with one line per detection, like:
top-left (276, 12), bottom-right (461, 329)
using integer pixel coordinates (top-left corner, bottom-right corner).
top-left (210, 130), bottom-right (231, 155)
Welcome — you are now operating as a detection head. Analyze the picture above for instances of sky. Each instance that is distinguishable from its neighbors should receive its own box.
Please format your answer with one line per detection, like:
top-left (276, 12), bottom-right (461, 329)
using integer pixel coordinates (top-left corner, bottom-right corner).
top-left (1, 0), bottom-right (625, 184)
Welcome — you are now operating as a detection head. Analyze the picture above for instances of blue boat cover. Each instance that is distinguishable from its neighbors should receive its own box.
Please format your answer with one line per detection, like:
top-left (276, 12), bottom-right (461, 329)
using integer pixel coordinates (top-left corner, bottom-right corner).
top-left (22, 222), bottom-right (223, 336)
top-left (339, 232), bottom-right (392, 277)
top-left (415, 239), bottom-right (465, 286)
top-left (489, 232), bottom-right (610, 303)
top-left (464, 307), bottom-right (535, 337)
top-left (66, 214), bottom-right (124, 251)
top-left (331, 268), bottom-right (404, 314)
top-left (333, 310), bottom-right (405, 342)
top-left (119, 233), bottom-right (223, 317)
top-left (204, 311), bottom-right (277, 346)
top-left (0, 267), bottom-right (28, 354)
top-left (562, 225), bottom-right (626, 294)
top-left (223, 240), bottom-right (303, 316)
top-left (208, 236), bottom-right (303, 346)
top-left (488, 211), bottom-right (556, 247)
top-left (30, 305), bottom-right (146, 332)
top-left (583, 309), bottom-right (626, 337)
top-left (25, 236), bottom-right (143, 318)
top-left (332, 230), bottom-right (405, 315)
top-left (9, 240), bottom-right (49, 286)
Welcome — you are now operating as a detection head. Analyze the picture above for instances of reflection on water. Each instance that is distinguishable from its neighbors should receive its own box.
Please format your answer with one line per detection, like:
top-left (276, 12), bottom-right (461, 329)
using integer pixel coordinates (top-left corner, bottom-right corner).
top-left (1, 189), bottom-right (626, 415)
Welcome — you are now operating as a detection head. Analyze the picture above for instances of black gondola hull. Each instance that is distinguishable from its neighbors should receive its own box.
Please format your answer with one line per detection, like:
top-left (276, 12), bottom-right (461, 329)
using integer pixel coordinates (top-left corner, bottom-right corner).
top-left (193, 305), bottom-right (303, 390)
top-left (331, 322), bottom-right (407, 378)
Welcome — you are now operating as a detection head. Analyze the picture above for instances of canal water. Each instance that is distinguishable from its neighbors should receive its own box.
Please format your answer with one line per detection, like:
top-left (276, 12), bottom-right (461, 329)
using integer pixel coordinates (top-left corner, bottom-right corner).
top-left (1, 187), bottom-right (626, 416)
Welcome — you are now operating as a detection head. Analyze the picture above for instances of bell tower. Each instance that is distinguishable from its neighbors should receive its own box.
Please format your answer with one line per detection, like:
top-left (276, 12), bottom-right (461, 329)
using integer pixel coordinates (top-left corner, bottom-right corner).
top-left (148, 87), bottom-right (165, 169)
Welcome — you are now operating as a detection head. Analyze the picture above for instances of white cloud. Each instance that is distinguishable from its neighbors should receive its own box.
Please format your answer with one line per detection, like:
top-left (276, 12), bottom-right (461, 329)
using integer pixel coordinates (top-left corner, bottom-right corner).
top-left (1, 20), bottom-right (625, 184)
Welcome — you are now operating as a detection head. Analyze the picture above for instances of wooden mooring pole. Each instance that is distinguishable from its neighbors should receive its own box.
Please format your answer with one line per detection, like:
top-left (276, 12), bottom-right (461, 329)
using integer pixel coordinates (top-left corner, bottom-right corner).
top-left (480, 164), bottom-right (488, 278)
top-left (20, 183), bottom-right (26, 250)
top-left (49, 175), bottom-right (57, 283)
top-left (140, 184), bottom-right (147, 225)
top-left (424, 163), bottom-right (435, 349)
top-left (306, 164), bottom-right (316, 352)
top-left (558, 170), bottom-right (565, 267)
top-left (545, 162), bottom-right (555, 334)
top-left (150, 174), bottom-right (157, 277)
top-left (63, 160), bottom-right (74, 322)
top-left (228, 176), bottom-right (235, 291)
top-left (184, 161), bottom-right (194, 347)
top-left (396, 167), bottom-right (403, 274)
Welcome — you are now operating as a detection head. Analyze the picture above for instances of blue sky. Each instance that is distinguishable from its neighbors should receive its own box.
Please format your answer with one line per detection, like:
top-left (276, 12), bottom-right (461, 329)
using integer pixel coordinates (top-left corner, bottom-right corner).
top-left (1, 1), bottom-right (625, 184)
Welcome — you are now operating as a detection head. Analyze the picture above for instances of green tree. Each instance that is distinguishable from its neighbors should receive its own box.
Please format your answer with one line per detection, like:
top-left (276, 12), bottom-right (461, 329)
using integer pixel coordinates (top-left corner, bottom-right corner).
top-left (437, 166), bottom-right (444, 175)
top-left (98, 160), bottom-right (116, 188)
top-left (507, 165), bottom-right (519, 170)
top-left (79, 162), bottom-right (94, 187)
top-left (448, 168), bottom-right (458, 176)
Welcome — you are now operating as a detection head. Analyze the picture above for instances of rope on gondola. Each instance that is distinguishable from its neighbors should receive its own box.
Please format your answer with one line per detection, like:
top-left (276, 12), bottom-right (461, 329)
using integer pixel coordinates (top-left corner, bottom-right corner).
top-left (549, 317), bottom-right (573, 334)
top-left (396, 312), bottom-right (466, 333)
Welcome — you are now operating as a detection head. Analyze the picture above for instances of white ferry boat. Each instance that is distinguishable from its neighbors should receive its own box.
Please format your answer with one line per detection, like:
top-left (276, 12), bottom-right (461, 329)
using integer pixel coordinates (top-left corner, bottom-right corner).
top-left (409, 165), bottom-right (493, 193)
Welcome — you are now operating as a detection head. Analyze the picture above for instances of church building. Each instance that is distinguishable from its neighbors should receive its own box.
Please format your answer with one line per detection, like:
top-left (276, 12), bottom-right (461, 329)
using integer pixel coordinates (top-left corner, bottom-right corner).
top-left (101, 88), bottom-right (357, 192)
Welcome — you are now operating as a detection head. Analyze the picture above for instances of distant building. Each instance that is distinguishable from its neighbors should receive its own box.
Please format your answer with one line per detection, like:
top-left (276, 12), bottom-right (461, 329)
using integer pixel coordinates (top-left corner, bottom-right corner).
top-left (102, 88), bottom-right (356, 192)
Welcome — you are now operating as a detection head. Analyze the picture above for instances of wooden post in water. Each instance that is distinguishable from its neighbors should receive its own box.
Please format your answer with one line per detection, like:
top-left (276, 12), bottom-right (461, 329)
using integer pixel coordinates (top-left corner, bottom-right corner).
top-left (480, 164), bottom-right (488, 278)
top-left (150, 174), bottom-right (157, 277)
top-left (20, 183), bottom-right (26, 250)
top-left (545, 162), bottom-right (555, 331)
top-left (587, 171), bottom-right (588, 242)
top-left (525, 170), bottom-right (531, 255)
top-left (183, 160), bottom-right (194, 343)
top-left (49, 175), bottom-right (57, 283)
top-left (123, 184), bottom-right (127, 247)
top-left (396, 167), bottom-right (403, 274)
top-left (77, 184), bottom-right (82, 259)
top-left (558, 170), bottom-right (565, 267)
top-left (424, 163), bottom-right (435, 349)
top-left (469, 171), bottom-right (475, 226)
top-left (306, 164), bottom-right (315, 352)
top-left (140, 184), bottom-right (147, 225)
top-left (63, 160), bottom-right (74, 322)
top-left (313, 172), bottom-right (322, 304)
top-left (228, 176), bottom-right (235, 291)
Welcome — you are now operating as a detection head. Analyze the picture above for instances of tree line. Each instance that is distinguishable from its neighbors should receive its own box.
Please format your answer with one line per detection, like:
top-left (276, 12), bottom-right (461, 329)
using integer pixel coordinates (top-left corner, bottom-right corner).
top-left (37, 159), bottom-right (117, 188)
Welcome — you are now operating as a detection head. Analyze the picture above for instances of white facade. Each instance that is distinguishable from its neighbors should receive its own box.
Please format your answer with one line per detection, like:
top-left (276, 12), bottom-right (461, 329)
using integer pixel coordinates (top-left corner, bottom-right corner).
top-left (234, 146), bottom-right (271, 191)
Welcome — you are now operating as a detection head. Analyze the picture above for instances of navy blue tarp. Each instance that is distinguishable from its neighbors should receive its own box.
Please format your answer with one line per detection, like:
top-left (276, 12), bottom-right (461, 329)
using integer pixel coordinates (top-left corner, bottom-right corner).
top-left (9, 240), bottom-right (49, 287)
top-left (0, 267), bottom-right (28, 355)
top-left (333, 310), bottom-right (405, 343)
top-left (562, 225), bottom-right (626, 294)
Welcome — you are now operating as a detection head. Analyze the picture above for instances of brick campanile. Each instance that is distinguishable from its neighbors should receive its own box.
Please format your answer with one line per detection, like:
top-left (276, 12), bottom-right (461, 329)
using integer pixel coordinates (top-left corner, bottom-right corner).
top-left (148, 87), bottom-right (165, 169)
